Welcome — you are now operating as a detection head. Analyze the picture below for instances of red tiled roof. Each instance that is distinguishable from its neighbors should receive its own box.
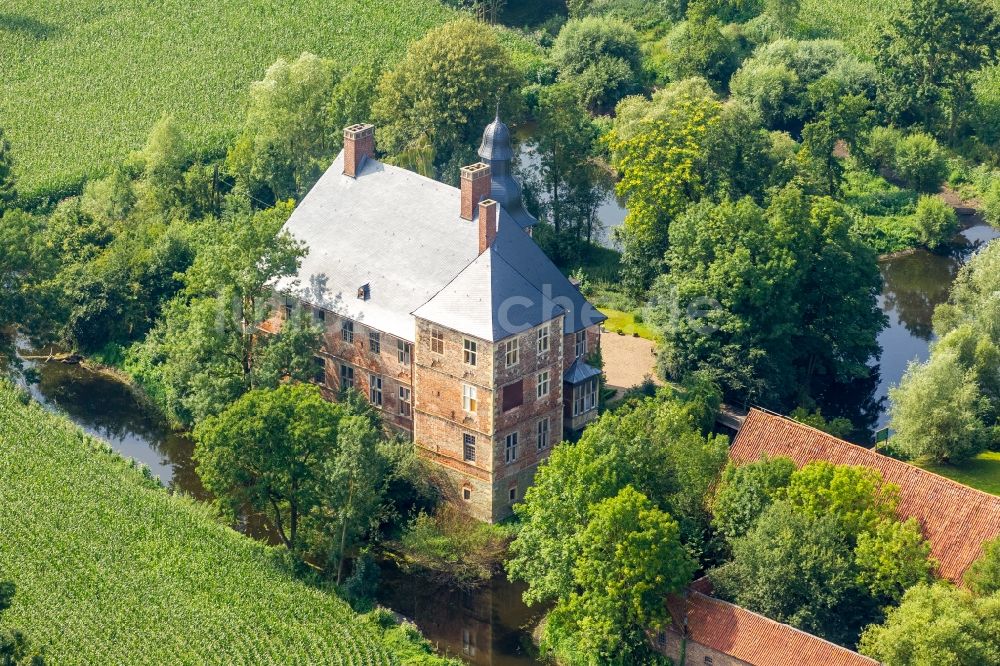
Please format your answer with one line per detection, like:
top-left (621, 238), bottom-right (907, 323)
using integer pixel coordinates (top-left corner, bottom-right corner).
top-left (666, 587), bottom-right (878, 666)
top-left (731, 408), bottom-right (1000, 584)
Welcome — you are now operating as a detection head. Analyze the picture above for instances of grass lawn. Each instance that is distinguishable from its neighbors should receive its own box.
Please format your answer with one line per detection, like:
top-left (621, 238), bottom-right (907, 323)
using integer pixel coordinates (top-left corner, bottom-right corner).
top-left (0, 1), bottom-right (534, 203)
top-left (918, 451), bottom-right (1000, 496)
top-left (0, 381), bottom-right (436, 663)
top-left (599, 308), bottom-right (659, 341)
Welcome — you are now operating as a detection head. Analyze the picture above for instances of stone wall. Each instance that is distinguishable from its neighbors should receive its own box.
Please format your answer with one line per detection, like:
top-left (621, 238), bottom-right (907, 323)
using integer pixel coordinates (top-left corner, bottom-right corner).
top-left (653, 629), bottom-right (749, 666)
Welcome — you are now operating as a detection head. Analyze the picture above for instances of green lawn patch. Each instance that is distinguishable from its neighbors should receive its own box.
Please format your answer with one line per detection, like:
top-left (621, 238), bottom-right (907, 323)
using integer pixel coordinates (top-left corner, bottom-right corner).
top-left (0, 1), bottom-right (537, 203)
top-left (599, 308), bottom-right (658, 341)
top-left (0, 381), bottom-right (431, 663)
top-left (917, 451), bottom-right (1000, 496)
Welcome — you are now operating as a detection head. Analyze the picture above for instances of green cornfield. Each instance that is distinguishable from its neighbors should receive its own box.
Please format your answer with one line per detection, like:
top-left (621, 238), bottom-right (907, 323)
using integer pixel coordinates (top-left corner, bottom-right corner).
top-left (0, 0), bottom-right (458, 202)
top-left (0, 381), bottom-right (393, 664)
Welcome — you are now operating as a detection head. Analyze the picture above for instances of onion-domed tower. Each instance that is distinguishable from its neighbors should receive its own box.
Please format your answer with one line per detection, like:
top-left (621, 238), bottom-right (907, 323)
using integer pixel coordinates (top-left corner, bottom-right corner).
top-left (477, 115), bottom-right (537, 231)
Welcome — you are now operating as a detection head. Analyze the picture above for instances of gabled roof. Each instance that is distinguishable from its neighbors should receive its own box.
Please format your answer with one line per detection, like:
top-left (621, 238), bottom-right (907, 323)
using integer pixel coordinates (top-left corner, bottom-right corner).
top-left (731, 408), bottom-right (1000, 584)
top-left (666, 588), bottom-right (879, 666)
top-left (412, 247), bottom-right (564, 342)
top-left (275, 149), bottom-right (603, 341)
top-left (564, 358), bottom-right (601, 384)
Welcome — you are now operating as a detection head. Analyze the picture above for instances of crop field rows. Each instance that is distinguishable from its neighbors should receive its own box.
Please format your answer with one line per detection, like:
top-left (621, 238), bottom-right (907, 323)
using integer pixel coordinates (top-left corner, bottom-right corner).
top-left (0, 383), bottom-right (392, 664)
top-left (0, 0), bottom-right (454, 202)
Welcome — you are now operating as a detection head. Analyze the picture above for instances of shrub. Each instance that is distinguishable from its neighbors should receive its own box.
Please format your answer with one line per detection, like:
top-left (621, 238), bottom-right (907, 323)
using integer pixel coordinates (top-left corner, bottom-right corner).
top-left (862, 125), bottom-right (903, 171)
top-left (552, 16), bottom-right (643, 112)
top-left (982, 178), bottom-right (1000, 227)
top-left (910, 195), bottom-right (958, 249)
top-left (894, 132), bottom-right (948, 193)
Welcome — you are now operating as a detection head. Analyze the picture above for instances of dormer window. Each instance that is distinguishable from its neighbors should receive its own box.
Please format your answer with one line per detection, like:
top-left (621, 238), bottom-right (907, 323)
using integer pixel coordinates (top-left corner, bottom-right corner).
top-left (357, 283), bottom-right (370, 300)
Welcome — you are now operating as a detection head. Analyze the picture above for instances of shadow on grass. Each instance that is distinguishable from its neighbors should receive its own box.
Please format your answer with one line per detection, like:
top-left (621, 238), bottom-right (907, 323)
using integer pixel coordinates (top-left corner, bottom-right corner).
top-left (0, 13), bottom-right (62, 40)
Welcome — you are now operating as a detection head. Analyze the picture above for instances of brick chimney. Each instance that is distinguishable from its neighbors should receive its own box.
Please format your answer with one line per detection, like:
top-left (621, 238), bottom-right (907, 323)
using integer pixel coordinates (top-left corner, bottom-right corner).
top-left (479, 199), bottom-right (498, 253)
top-left (343, 124), bottom-right (375, 178)
top-left (460, 162), bottom-right (491, 221)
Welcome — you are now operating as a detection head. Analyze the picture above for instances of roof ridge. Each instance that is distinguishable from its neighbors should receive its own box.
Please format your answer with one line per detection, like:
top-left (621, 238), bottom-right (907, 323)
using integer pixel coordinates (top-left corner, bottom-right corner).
top-left (686, 591), bottom-right (878, 663)
top-left (744, 408), bottom-right (1000, 502)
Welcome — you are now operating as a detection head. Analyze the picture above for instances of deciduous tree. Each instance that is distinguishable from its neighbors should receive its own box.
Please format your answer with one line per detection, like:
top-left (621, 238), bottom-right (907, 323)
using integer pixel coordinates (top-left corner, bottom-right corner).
top-left (552, 16), bottom-right (643, 112)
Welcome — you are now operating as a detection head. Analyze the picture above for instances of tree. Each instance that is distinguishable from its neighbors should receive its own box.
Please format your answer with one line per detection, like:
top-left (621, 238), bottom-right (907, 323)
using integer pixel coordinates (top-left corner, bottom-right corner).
top-left (507, 388), bottom-right (727, 606)
top-left (608, 86), bottom-right (723, 295)
top-left (195, 384), bottom-right (341, 551)
top-left (0, 210), bottom-right (49, 338)
top-left (660, 6), bottom-right (744, 90)
top-left (711, 456), bottom-right (795, 544)
top-left (892, 132), bottom-right (948, 193)
top-left (125, 202), bottom-right (319, 426)
top-left (649, 188), bottom-right (884, 409)
top-left (910, 194), bottom-right (958, 249)
top-left (859, 583), bottom-right (1000, 664)
top-left (372, 18), bottom-right (520, 181)
top-left (552, 16), bottom-right (643, 112)
top-left (710, 501), bottom-right (871, 646)
top-left (0, 128), bottom-right (16, 211)
top-left (779, 461), bottom-right (899, 541)
top-left (876, 0), bottom-right (1000, 142)
top-left (542, 487), bottom-right (695, 664)
top-left (889, 350), bottom-right (990, 463)
top-left (227, 53), bottom-right (341, 202)
top-left (854, 518), bottom-right (935, 604)
top-left (304, 414), bottom-right (388, 584)
top-left (966, 536), bottom-right (1000, 597)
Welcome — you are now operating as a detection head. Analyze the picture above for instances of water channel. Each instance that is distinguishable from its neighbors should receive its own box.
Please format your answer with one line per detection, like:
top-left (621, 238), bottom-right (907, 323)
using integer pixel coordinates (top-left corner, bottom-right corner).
top-left (15, 132), bottom-right (998, 661)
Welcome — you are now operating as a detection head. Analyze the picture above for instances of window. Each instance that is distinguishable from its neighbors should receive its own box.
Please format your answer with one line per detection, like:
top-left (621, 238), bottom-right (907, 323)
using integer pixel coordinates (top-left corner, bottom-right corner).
top-left (462, 384), bottom-right (478, 412)
top-left (504, 338), bottom-right (519, 367)
top-left (537, 327), bottom-right (549, 354)
top-left (283, 295), bottom-right (295, 318)
top-left (463, 339), bottom-right (477, 366)
top-left (431, 329), bottom-right (444, 354)
top-left (502, 380), bottom-right (523, 412)
top-left (536, 370), bottom-right (550, 399)
top-left (574, 330), bottom-right (587, 358)
top-left (463, 434), bottom-right (476, 462)
top-left (313, 356), bottom-right (326, 384)
top-left (313, 307), bottom-right (325, 325)
top-left (508, 486), bottom-right (517, 502)
top-left (340, 364), bottom-right (354, 390)
top-left (369, 374), bottom-right (382, 407)
top-left (704, 658), bottom-right (713, 666)
top-left (342, 320), bottom-right (354, 343)
top-left (656, 632), bottom-right (667, 649)
top-left (368, 330), bottom-right (381, 354)
top-left (463, 487), bottom-right (472, 501)
top-left (537, 418), bottom-right (549, 450)
top-left (397, 339), bottom-right (411, 364)
top-left (573, 379), bottom-right (598, 417)
top-left (398, 386), bottom-right (412, 417)
top-left (504, 432), bottom-right (518, 464)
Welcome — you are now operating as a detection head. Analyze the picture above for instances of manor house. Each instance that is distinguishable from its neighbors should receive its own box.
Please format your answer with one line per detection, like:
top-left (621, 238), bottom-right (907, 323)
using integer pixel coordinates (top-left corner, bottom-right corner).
top-left (270, 119), bottom-right (605, 522)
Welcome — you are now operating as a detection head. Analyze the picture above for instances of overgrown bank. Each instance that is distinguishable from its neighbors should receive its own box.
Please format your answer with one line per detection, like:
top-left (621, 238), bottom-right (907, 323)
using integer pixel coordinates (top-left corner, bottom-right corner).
top-left (0, 381), bottom-right (454, 664)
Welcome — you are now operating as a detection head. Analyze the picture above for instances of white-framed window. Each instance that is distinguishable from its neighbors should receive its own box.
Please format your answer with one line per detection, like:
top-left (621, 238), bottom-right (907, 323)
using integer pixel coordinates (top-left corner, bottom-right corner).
top-left (431, 329), bottom-right (444, 354)
top-left (313, 356), bottom-right (326, 384)
top-left (537, 418), bottom-right (550, 450)
top-left (369, 374), bottom-right (382, 407)
top-left (536, 370), bottom-right (550, 399)
top-left (537, 327), bottom-right (549, 354)
top-left (462, 384), bottom-right (478, 412)
top-left (369, 330), bottom-right (381, 354)
top-left (575, 329), bottom-right (587, 358)
top-left (342, 320), bottom-right (354, 343)
top-left (463, 433), bottom-right (476, 462)
top-left (505, 432), bottom-right (518, 464)
top-left (397, 339), bottom-right (412, 364)
top-left (504, 338), bottom-right (519, 367)
top-left (340, 364), bottom-right (354, 390)
top-left (573, 379), bottom-right (598, 416)
top-left (398, 386), bottom-right (412, 417)
top-left (463, 339), bottom-right (477, 366)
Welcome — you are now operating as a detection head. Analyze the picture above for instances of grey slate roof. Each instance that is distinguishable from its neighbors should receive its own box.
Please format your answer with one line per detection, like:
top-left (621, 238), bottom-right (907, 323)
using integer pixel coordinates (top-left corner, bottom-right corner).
top-left (478, 116), bottom-right (537, 230)
top-left (412, 247), bottom-right (564, 341)
top-left (275, 148), bottom-right (604, 342)
top-left (564, 358), bottom-right (602, 384)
